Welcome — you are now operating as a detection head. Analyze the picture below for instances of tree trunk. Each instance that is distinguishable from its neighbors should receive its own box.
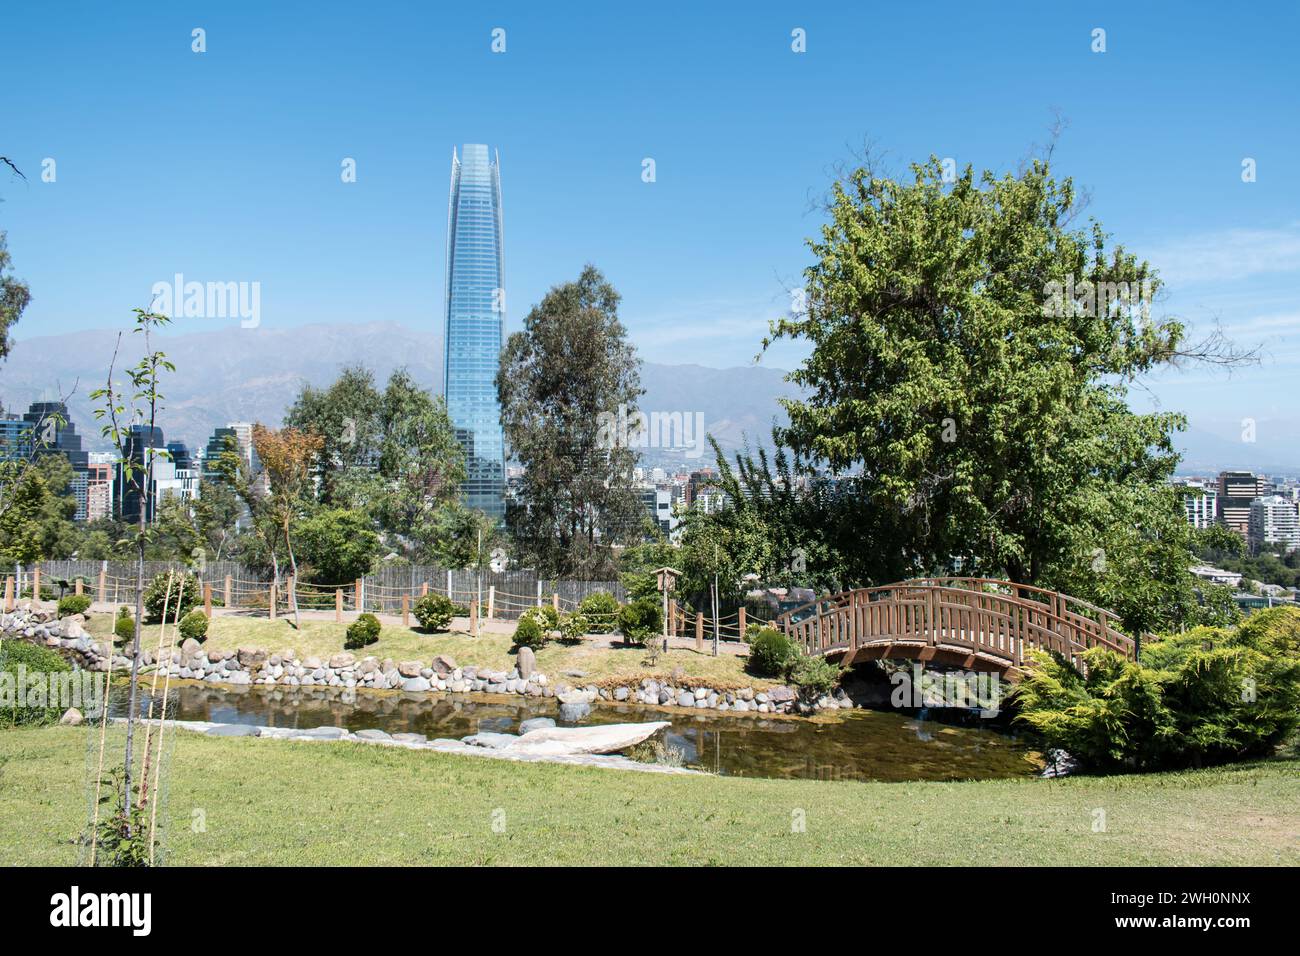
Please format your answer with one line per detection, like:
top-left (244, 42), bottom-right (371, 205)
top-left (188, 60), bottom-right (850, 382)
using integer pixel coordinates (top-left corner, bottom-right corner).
top-left (284, 518), bottom-right (300, 629)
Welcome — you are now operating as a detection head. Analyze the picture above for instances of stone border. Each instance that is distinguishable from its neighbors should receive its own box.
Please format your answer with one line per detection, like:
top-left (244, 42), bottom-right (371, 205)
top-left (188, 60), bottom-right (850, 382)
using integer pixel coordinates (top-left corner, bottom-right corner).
top-left (4, 606), bottom-right (857, 719)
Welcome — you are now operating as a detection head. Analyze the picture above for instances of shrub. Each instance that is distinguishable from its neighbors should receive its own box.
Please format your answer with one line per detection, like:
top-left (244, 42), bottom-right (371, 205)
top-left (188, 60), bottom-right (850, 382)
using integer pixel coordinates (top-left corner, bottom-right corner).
top-left (577, 591), bottom-right (620, 633)
top-left (56, 594), bottom-right (91, 618)
top-left (142, 572), bottom-right (202, 623)
top-left (0, 640), bottom-right (72, 727)
top-left (413, 593), bottom-right (455, 632)
top-left (789, 655), bottom-right (842, 699)
top-left (616, 597), bottom-right (662, 645)
top-left (113, 608), bottom-right (135, 645)
top-left (746, 626), bottom-right (800, 678)
top-left (345, 613), bottom-right (381, 649)
top-left (512, 611), bottom-right (549, 651)
top-left (557, 611), bottom-right (589, 644)
top-left (178, 610), bottom-right (209, 643)
top-left (1013, 606), bottom-right (1300, 772)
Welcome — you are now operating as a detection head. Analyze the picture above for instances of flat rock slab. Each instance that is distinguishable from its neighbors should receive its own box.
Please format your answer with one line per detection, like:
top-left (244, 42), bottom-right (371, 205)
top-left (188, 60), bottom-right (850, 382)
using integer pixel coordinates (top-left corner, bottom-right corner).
top-left (518, 717), bottom-right (557, 735)
top-left (462, 732), bottom-right (519, 750)
top-left (205, 723), bottom-right (260, 737)
top-left (354, 729), bottom-right (392, 741)
top-left (508, 721), bottom-right (670, 756)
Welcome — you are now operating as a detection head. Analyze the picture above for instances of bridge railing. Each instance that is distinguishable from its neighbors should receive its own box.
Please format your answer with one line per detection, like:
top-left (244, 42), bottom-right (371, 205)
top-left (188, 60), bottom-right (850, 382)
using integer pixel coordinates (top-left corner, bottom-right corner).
top-left (774, 579), bottom-right (1134, 668)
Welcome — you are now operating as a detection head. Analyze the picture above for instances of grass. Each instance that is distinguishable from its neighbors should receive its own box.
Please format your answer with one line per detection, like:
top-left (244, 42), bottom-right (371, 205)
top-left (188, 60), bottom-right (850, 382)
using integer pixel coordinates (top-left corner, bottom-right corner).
top-left (1, 725), bottom-right (1296, 866)
top-left (82, 612), bottom-right (771, 688)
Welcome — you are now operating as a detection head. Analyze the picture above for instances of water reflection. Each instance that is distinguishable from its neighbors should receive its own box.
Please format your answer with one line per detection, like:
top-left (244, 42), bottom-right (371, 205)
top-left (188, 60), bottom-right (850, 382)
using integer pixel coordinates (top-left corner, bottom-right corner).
top-left (110, 682), bottom-right (1039, 783)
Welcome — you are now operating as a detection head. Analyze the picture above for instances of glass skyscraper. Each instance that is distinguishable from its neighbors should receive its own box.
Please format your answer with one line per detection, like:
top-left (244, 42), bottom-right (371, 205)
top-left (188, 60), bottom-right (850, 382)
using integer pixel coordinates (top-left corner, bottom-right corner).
top-left (443, 144), bottom-right (506, 521)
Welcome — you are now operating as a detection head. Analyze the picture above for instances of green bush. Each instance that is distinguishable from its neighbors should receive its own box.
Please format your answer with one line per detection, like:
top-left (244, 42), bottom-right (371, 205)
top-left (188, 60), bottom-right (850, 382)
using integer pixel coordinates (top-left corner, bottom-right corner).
top-left (56, 594), bottom-right (91, 617)
top-left (616, 597), bottom-right (662, 646)
top-left (512, 611), bottom-right (549, 651)
top-left (142, 572), bottom-right (202, 623)
top-left (789, 655), bottom-right (842, 699)
top-left (557, 611), bottom-right (590, 644)
top-left (746, 626), bottom-right (800, 678)
top-left (113, 608), bottom-right (135, 645)
top-left (412, 593), bottom-right (455, 632)
top-left (1013, 606), bottom-right (1300, 772)
top-left (577, 591), bottom-right (620, 633)
top-left (1, 640), bottom-right (72, 727)
top-left (178, 610), bottom-right (209, 643)
top-left (345, 613), bottom-right (381, 649)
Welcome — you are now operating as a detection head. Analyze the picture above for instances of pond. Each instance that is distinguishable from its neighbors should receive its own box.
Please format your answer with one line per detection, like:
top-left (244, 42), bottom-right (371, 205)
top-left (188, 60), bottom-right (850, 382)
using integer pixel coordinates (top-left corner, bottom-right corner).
top-left (110, 682), bottom-right (1042, 783)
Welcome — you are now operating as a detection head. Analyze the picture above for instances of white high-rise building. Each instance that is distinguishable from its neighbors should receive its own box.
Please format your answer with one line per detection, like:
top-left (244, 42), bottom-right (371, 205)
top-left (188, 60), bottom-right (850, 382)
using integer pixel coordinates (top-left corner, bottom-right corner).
top-left (1249, 495), bottom-right (1300, 554)
top-left (1174, 479), bottom-right (1218, 529)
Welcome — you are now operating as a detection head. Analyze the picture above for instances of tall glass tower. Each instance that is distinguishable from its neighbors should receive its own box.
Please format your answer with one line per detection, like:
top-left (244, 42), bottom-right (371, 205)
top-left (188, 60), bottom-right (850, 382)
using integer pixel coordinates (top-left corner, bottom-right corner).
top-left (443, 144), bottom-right (506, 521)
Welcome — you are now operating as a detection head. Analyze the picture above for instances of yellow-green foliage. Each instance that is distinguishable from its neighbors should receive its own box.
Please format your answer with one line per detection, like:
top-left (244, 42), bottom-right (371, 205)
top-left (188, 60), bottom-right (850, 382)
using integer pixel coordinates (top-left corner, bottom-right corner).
top-left (1014, 606), bottom-right (1300, 772)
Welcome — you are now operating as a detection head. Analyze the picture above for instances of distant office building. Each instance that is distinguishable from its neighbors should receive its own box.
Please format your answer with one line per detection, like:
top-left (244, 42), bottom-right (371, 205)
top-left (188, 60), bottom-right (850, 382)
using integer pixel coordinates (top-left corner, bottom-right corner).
top-left (1174, 478), bottom-right (1218, 529)
top-left (443, 143), bottom-right (506, 521)
top-left (115, 425), bottom-right (174, 524)
top-left (639, 485), bottom-right (676, 536)
top-left (164, 441), bottom-right (198, 504)
top-left (1217, 470), bottom-right (1268, 536)
top-left (85, 454), bottom-right (115, 522)
top-left (1249, 495), bottom-right (1300, 554)
top-left (0, 414), bottom-right (33, 460)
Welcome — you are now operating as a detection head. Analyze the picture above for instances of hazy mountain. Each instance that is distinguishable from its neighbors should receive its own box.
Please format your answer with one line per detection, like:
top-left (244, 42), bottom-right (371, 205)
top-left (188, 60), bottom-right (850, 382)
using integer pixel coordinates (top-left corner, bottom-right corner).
top-left (0, 321), bottom-right (800, 467)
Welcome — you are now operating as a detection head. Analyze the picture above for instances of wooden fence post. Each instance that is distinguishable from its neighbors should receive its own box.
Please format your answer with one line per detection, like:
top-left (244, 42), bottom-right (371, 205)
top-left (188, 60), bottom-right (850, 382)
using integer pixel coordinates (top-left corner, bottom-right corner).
top-left (552, 592), bottom-right (559, 612)
top-left (74, 578), bottom-right (84, 596)
top-left (536, 580), bottom-right (542, 607)
top-left (355, 578), bottom-right (363, 614)
top-left (335, 588), bottom-right (343, 623)
top-left (401, 594), bottom-right (410, 628)
top-left (695, 611), bottom-right (704, 653)
top-left (487, 586), bottom-right (495, 620)
top-left (203, 584), bottom-right (212, 618)
top-left (737, 606), bottom-right (746, 637)
top-left (470, 599), bottom-right (479, 638)
top-left (668, 598), bottom-right (676, 637)
top-left (421, 581), bottom-right (428, 597)
top-left (269, 583), bottom-right (278, 621)
top-left (224, 574), bottom-right (233, 609)
top-left (97, 566), bottom-right (108, 604)
top-left (31, 566), bottom-right (41, 603)
top-left (446, 570), bottom-right (452, 599)
top-left (3, 576), bottom-right (12, 612)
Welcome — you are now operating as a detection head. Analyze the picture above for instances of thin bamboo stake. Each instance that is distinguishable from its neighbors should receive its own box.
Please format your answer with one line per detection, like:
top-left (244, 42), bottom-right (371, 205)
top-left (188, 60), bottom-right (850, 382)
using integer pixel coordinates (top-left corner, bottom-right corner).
top-left (137, 571), bottom-right (176, 809)
top-left (147, 576), bottom-right (185, 865)
top-left (88, 654), bottom-right (114, 866)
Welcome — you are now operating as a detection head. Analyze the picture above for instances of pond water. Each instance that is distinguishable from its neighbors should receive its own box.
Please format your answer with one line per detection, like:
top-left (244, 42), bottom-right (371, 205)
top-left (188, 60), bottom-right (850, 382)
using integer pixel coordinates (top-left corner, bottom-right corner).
top-left (110, 682), bottom-right (1041, 783)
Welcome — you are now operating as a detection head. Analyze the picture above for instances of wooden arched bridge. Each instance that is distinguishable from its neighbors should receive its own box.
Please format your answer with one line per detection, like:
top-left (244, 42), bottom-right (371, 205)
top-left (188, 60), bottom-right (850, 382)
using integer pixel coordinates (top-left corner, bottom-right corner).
top-left (775, 578), bottom-right (1134, 674)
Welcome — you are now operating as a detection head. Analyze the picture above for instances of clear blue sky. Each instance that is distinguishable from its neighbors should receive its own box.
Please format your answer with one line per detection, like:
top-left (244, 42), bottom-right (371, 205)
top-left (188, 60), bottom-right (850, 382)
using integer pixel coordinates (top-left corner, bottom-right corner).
top-left (2, 1), bottom-right (1298, 458)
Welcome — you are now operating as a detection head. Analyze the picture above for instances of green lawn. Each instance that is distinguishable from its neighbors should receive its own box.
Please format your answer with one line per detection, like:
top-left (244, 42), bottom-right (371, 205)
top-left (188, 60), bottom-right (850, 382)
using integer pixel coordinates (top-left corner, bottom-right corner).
top-left (1, 726), bottom-right (1295, 866)
top-left (83, 612), bottom-right (769, 688)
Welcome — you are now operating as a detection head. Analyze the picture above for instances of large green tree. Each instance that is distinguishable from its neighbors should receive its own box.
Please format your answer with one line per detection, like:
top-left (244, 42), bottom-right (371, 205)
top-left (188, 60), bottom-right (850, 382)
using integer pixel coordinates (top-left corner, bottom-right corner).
top-left (0, 230), bottom-right (30, 361)
top-left (497, 265), bottom-right (645, 578)
top-left (762, 156), bottom-right (1228, 634)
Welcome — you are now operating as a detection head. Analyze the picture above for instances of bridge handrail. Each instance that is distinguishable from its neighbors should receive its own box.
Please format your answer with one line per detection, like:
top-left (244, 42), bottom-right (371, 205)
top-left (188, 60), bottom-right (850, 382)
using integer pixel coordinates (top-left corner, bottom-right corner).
top-left (773, 578), bottom-right (1134, 662)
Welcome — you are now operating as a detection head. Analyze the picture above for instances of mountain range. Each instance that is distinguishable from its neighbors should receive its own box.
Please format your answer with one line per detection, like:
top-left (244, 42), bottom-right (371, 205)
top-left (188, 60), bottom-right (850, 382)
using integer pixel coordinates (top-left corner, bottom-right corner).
top-left (0, 322), bottom-right (801, 468)
top-left (2, 320), bottom-right (1295, 474)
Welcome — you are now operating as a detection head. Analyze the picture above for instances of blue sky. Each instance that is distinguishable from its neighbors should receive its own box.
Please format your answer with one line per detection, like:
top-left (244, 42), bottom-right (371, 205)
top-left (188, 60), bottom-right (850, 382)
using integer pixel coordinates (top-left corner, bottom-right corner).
top-left (2, 1), bottom-right (1298, 463)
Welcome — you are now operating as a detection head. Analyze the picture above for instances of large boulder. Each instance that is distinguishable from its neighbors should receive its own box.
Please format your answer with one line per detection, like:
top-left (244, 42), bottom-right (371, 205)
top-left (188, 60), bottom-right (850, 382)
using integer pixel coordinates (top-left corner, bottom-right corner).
top-left (431, 654), bottom-right (458, 676)
top-left (328, 652), bottom-right (355, 669)
top-left (59, 707), bottom-right (84, 726)
top-left (398, 660), bottom-right (424, 678)
top-left (237, 647), bottom-right (268, 667)
top-left (558, 702), bottom-right (591, 722)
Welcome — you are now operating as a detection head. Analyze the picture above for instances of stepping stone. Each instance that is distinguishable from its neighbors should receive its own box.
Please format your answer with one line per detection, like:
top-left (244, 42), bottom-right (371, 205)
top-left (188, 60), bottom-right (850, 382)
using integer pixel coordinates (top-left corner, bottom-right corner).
top-left (354, 729), bottom-right (392, 741)
top-left (205, 724), bottom-right (259, 737)
top-left (519, 717), bottom-right (557, 735)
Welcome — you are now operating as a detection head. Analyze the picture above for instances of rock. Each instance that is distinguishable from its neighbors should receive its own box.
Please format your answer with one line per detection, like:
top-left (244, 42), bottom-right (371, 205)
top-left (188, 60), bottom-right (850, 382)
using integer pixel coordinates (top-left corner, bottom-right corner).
top-left (237, 647), bottom-right (268, 667)
top-left (392, 732), bottom-right (427, 744)
top-left (354, 728), bottom-right (392, 741)
top-left (58, 707), bottom-right (84, 726)
top-left (431, 654), bottom-right (458, 676)
top-left (676, 690), bottom-right (694, 707)
top-left (328, 652), bottom-right (355, 669)
top-left (293, 726), bottom-right (348, 740)
top-left (767, 686), bottom-right (796, 703)
top-left (462, 731), bottom-right (519, 749)
top-left (401, 676), bottom-right (431, 693)
top-left (561, 669), bottom-right (587, 678)
top-left (205, 723), bottom-right (259, 737)
top-left (1041, 749), bottom-right (1079, 778)
top-left (556, 689), bottom-right (588, 705)
top-left (398, 660), bottom-right (423, 677)
top-left (558, 702), bottom-right (592, 722)
top-left (303, 656), bottom-right (322, 669)
top-left (693, 687), bottom-right (708, 700)
top-left (518, 717), bottom-right (557, 734)
top-left (614, 686), bottom-right (629, 701)
top-left (462, 666), bottom-right (478, 681)
top-left (517, 646), bottom-right (536, 680)
top-left (510, 721), bottom-right (670, 756)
